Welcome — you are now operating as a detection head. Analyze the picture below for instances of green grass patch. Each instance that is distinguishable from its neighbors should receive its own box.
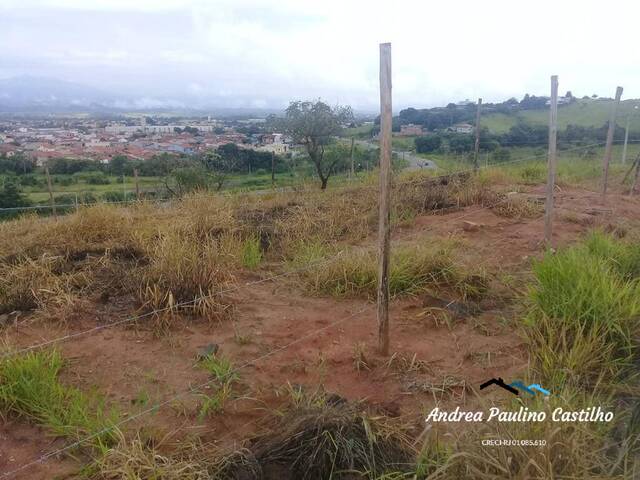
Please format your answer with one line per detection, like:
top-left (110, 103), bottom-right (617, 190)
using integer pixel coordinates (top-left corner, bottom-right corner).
top-left (0, 349), bottom-right (119, 453)
top-left (241, 235), bottom-right (262, 269)
top-left (525, 232), bottom-right (640, 388)
top-left (196, 353), bottom-right (239, 419)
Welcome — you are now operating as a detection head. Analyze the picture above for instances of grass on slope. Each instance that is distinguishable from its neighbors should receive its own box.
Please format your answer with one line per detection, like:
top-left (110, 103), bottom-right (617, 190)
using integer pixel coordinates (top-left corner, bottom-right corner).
top-left (483, 98), bottom-right (640, 134)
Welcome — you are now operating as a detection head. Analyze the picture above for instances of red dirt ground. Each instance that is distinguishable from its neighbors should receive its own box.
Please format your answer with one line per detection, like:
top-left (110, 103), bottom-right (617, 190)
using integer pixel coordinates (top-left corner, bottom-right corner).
top-left (2, 186), bottom-right (639, 479)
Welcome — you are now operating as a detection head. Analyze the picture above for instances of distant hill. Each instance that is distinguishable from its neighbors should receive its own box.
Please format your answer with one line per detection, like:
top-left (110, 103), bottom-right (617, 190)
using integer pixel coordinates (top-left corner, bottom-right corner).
top-left (0, 76), bottom-right (282, 116)
top-left (397, 97), bottom-right (640, 136)
top-left (482, 99), bottom-right (640, 134)
top-left (0, 75), bottom-right (116, 111)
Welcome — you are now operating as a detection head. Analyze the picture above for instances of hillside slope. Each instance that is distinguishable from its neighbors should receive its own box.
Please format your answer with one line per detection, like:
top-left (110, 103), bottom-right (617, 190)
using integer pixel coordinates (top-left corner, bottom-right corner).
top-left (483, 98), bottom-right (640, 133)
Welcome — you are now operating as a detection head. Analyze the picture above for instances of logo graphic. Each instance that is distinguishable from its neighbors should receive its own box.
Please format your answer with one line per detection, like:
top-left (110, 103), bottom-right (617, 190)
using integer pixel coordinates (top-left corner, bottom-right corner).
top-left (480, 377), bottom-right (550, 397)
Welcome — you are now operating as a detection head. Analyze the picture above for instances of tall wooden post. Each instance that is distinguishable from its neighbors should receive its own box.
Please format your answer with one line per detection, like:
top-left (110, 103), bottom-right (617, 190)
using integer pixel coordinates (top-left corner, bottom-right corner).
top-left (630, 159), bottom-right (640, 196)
top-left (44, 165), bottom-right (57, 218)
top-left (602, 86), bottom-right (623, 200)
top-left (350, 137), bottom-right (355, 180)
top-left (134, 168), bottom-right (140, 201)
top-left (622, 113), bottom-right (631, 164)
top-left (544, 75), bottom-right (559, 247)
top-left (271, 152), bottom-right (275, 188)
top-left (473, 98), bottom-right (482, 171)
top-left (377, 42), bottom-right (392, 356)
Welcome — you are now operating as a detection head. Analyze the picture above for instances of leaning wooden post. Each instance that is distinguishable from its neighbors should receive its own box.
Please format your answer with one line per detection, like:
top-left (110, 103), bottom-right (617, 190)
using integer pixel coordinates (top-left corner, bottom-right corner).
top-left (44, 165), bottom-right (57, 218)
top-left (377, 42), bottom-right (392, 356)
top-left (473, 98), bottom-right (482, 172)
top-left (602, 86), bottom-right (623, 200)
top-left (134, 168), bottom-right (140, 201)
top-left (544, 75), bottom-right (559, 247)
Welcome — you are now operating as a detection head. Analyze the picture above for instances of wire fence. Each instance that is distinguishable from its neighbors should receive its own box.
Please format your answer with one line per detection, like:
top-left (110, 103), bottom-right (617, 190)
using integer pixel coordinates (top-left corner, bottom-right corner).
top-left (0, 141), bottom-right (618, 214)
top-left (0, 139), bottom-right (637, 478)
top-left (0, 303), bottom-right (375, 479)
top-left (1, 180), bottom-right (524, 361)
top-left (1, 141), bottom-right (629, 361)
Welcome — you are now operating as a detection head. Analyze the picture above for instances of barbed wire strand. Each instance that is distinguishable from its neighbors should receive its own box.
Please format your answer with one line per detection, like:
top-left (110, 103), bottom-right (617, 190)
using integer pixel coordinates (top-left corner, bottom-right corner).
top-left (2, 140), bottom-right (622, 361)
top-left (2, 164), bottom-right (627, 477)
top-left (0, 303), bottom-right (375, 479)
top-left (0, 141), bottom-right (607, 213)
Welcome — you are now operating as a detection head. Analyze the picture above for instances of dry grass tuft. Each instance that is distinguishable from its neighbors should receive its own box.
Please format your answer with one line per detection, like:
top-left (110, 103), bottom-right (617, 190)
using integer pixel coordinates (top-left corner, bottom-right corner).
top-left (93, 432), bottom-right (215, 480)
top-left (0, 255), bottom-right (79, 314)
top-left (139, 232), bottom-right (236, 326)
top-left (293, 241), bottom-right (486, 301)
top-left (491, 193), bottom-right (544, 219)
top-left (218, 397), bottom-right (415, 480)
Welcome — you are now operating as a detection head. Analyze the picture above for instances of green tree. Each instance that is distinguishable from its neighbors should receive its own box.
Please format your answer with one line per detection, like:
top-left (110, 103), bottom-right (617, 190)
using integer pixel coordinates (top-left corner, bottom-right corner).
top-left (0, 178), bottom-right (31, 219)
top-left (165, 151), bottom-right (240, 196)
top-left (415, 135), bottom-right (442, 153)
top-left (283, 100), bottom-right (353, 189)
top-left (109, 155), bottom-right (130, 176)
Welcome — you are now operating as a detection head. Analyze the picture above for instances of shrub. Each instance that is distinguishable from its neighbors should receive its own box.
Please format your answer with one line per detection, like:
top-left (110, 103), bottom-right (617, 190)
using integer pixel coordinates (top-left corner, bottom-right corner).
top-left (84, 173), bottom-right (111, 185)
top-left (519, 164), bottom-right (546, 183)
top-left (415, 135), bottom-right (442, 153)
top-left (492, 148), bottom-right (511, 162)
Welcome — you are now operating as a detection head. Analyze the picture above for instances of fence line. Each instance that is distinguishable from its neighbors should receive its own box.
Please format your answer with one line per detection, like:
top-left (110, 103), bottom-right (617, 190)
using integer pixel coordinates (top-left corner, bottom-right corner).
top-left (0, 142), bottom-right (609, 214)
top-left (1, 146), bottom-right (628, 478)
top-left (2, 186), bottom-right (526, 361)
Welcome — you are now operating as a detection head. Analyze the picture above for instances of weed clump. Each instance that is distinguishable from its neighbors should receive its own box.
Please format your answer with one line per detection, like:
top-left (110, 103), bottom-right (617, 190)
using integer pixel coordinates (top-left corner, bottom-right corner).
top-left (241, 235), bottom-right (262, 269)
top-left (219, 394), bottom-right (414, 480)
top-left (525, 232), bottom-right (640, 388)
top-left (0, 349), bottom-right (119, 452)
top-left (139, 233), bottom-right (235, 323)
top-left (293, 242), bottom-right (485, 300)
top-left (0, 255), bottom-right (79, 314)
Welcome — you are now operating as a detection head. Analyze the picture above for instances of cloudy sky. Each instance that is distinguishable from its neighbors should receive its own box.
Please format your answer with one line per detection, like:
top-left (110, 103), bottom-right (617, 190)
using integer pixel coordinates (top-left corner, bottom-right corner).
top-left (1, 0), bottom-right (639, 111)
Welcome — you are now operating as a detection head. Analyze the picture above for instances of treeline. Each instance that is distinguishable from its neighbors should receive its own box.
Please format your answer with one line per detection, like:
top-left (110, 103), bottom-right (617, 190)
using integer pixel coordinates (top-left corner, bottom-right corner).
top-left (414, 122), bottom-right (632, 155)
top-left (0, 144), bottom-right (287, 178)
top-left (0, 145), bottom-right (291, 215)
top-left (371, 93), bottom-right (577, 134)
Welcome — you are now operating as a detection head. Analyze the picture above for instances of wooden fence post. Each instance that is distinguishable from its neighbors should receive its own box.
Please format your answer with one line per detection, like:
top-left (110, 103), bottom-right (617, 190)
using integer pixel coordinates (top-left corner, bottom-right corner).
top-left (473, 98), bottom-right (482, 172)
top-left (377, 42), bottom-right (392, 356)
top-left (544, 75), bottom-right (559, 247)
top-left (134, 168), bottom-right (140, 201)
top-left (602, 86), bottom-right (623, 200)
top-left (271, 152), bottom-right (275, 188)
top-left (629, 154), bottom-right (640, 196)
top-left (45, 165), bottom-right (57, 218)
top-left (350, 137), bottom-right (355, 180)
top-left (622, 113), bottom-right (631, 164)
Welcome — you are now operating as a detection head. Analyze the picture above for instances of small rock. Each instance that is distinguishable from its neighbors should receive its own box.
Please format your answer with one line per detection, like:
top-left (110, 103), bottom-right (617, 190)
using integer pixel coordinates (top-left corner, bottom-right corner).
top-left (197, 343), bottom-right (219, 360)
top-left (462, 220), bottom-right (481, 232)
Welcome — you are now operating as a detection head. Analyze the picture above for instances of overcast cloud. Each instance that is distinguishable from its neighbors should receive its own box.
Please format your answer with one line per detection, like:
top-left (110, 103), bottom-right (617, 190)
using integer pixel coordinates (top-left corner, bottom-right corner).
top-left (1, 0), bottom-right (639, 111)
